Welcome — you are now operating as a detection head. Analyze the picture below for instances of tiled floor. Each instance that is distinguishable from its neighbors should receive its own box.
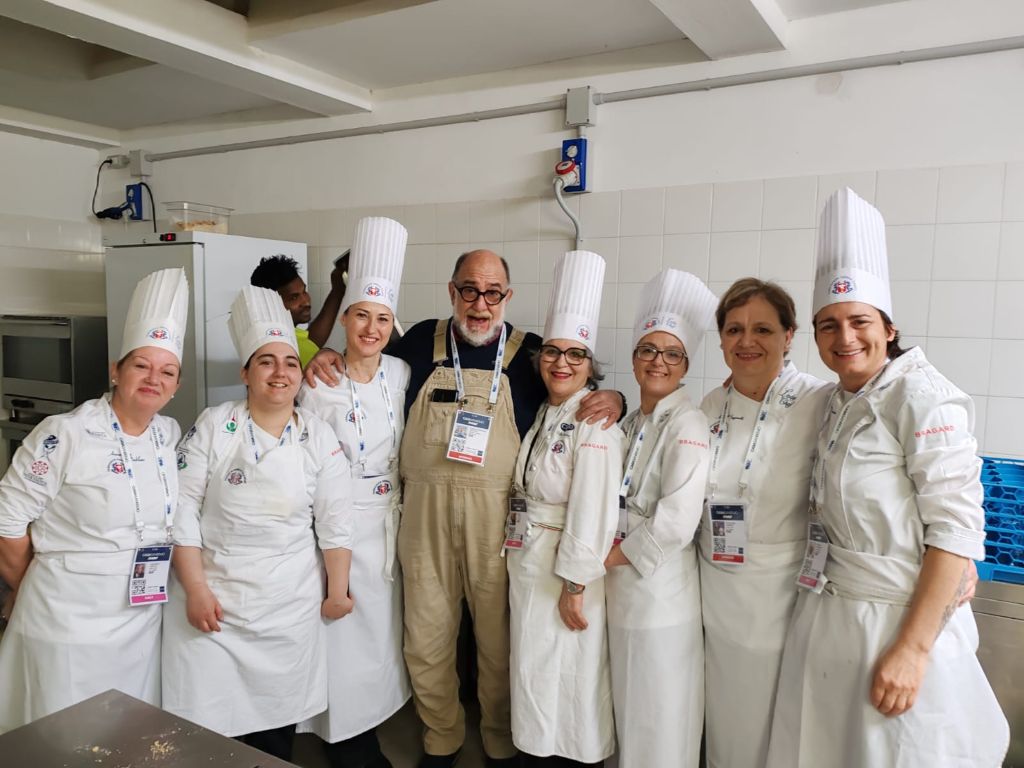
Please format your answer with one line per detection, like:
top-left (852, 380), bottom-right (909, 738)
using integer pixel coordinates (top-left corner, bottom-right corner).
top-left (292, 701), bottom-right (487, 768)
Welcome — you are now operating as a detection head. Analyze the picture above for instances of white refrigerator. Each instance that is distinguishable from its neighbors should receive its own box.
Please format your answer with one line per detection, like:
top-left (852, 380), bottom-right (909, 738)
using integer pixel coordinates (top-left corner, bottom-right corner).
top-left (104, 232), bottom-right (307, 433)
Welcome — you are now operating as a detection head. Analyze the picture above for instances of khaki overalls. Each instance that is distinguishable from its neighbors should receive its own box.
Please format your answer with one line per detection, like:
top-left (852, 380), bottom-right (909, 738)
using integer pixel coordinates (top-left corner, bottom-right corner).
top-left (398, 319), bottom-right (525, 759)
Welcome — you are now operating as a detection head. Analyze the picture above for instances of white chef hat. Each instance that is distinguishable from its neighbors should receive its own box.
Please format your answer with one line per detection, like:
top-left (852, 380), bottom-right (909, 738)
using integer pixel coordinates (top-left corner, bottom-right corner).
top-left (228, 285), bottom-right (298, 364)
top-left (340, 217), bottom-right (408, 316)
top-left (543, 250), bottom-right (605, 352)
top-left (120, 267), bottom-right (189, 363)
top-left (812, 187), bottom-right (892, 319)
top-left (633, 269), bottom-right (717, 354)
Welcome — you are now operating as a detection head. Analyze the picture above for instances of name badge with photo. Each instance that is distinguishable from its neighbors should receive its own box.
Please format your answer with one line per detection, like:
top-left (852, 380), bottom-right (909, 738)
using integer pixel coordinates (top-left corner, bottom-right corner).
top-left (128, 544), bottom-right (173, 606)
top-left (708, 502), bottom-right (747, 564)
top-left (796, 519), bottom-right (830, 593)
top-left (503, 497), bottom-right (529, 552)
top-left (447, 409), bottom-right (493, 466)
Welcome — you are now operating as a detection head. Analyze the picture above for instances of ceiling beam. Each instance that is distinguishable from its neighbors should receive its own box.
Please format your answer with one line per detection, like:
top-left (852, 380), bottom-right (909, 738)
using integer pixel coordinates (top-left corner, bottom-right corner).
top-left (0, 104), bottom-right (120, 147)
top-left (649, 0), bottom-right (787, 59)
top-left (0, 0), bottom-right (372, 115)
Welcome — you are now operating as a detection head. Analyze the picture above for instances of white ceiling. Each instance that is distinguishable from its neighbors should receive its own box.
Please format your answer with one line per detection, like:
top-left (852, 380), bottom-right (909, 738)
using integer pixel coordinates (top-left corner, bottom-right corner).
top-left (0, 0), bottom-right (1018, 145)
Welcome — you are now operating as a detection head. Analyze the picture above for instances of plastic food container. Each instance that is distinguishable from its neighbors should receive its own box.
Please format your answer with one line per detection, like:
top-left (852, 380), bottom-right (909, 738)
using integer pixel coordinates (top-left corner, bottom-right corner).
top-left (163, 201), bottom-right (232, 234)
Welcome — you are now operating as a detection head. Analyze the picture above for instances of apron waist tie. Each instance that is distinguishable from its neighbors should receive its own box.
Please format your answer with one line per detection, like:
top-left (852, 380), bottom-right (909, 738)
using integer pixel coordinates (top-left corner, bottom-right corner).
top-left (698, 527), bottom-right (806, 570)
top-left (823, 544), bottom-right (919, 606)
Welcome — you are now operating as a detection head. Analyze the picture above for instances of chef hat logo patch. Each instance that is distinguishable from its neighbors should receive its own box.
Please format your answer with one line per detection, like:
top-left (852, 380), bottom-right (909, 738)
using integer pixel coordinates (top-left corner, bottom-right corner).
top-left (643, 318), bottom-right (658, 330)
top-left (266, 328), bottom-right (285, 337)
top-left (830, 276), bottom-right (856, 296)
top-left (147, 327), bottom-right (169, 341)
top-left (576, 324), bottom-right (591, 340)
top-left (364, 283), bottom-right (383, 298)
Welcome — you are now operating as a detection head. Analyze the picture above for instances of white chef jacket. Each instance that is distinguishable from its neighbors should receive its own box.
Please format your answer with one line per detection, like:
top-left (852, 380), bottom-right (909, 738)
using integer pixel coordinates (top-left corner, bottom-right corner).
top-left (0, 396), bottom-right (180, 732)
top-left (606, 385), bottom-right (709, 768)
top-left (295, 354), bottom-right (413, 742)
top-left (507, 387), bottom-right (623, 762)
top-left (698, 364), bottom-right (831, 768)
top-left (767, 348), bottom-right (1009, 768)
top-left (161, 400), bottom-right (351, 737)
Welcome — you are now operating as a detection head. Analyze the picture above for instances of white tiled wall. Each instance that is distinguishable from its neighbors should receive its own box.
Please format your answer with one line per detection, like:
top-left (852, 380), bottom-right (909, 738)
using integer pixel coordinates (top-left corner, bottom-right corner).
top-left (226, 161), bottom-right (1024, 459)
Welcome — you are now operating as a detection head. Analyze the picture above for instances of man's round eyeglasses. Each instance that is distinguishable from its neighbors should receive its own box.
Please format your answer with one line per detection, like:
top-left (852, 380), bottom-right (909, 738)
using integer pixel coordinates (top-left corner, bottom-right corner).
top-left (633, 345), bottom-right (687, 366)
top-left (456, 285), bottom-right (508, 306)
top-left (539, 345), bottom-right (592, 366)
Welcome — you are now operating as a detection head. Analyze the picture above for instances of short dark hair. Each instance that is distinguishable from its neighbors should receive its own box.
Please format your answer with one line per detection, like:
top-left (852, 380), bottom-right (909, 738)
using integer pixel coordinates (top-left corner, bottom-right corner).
top-left (251, 255), bottom-right (302, 291)
top-left (451, 251), bottom-right (511, 284)
top-left (715, 278), bottom-right (798, 333)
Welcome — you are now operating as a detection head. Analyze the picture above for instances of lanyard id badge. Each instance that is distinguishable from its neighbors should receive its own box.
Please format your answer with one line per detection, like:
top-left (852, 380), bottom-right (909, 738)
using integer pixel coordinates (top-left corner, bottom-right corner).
top-left (503, 497), bottom-right (529, 553)
top-left (446, 324), bottom-right (506, 467)
top-left (614, 495), bottom-right (629, 545)
top-left (447, 409), bottom-right (493, 465)
top-left (129, 544), bottom-right (173, 606)
top-left (708, 502), bottom-right (746, 564)
top-left (796, 518), bottom-right (830, 593)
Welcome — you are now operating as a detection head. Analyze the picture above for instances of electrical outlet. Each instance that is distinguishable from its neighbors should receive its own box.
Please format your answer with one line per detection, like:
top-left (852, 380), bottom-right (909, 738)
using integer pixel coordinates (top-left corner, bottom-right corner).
top-left (560, 138), bottom-right (589, 193)
top-left (107, 154), bottom-right (130, 169)
top-left (126, 183), bottom-right (144, 221)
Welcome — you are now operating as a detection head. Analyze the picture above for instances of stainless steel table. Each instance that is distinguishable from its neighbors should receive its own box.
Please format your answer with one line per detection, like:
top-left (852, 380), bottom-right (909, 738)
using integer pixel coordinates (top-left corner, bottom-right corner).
top-left (0, 689), bottom-right (297, 767)
top-left (976, 580), bottom-right (1024, 767)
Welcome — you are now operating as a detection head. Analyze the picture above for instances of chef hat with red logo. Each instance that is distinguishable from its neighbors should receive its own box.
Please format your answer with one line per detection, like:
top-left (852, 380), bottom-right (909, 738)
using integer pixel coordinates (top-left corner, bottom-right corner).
top-left (340, 216), bottom-right (408, 316)
top-left (120, 267), bottom-right (189, 363)
top-left (633, 269), bottom-right (717, 354)
top-left (812, 187), bottom-right (892, 319)
top-left (228, 285), bottom-right (298, 364)
top-left (543, 250), bottom-right (605, 353)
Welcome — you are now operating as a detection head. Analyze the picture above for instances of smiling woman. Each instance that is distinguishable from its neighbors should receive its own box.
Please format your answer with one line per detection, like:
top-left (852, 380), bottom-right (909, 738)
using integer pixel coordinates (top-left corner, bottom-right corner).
top-left (161, 285), bottom-right (355, 763)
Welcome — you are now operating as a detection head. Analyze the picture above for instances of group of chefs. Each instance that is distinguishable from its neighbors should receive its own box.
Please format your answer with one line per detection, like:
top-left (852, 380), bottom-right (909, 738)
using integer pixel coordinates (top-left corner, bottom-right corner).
top-left (0, 186), bottom-right (1010, 768)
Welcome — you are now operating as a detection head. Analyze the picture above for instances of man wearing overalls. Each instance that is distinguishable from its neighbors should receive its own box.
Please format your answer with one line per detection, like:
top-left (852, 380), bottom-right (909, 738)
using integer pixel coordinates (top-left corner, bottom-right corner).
top-left (306, 249), bottom-right (623, 767)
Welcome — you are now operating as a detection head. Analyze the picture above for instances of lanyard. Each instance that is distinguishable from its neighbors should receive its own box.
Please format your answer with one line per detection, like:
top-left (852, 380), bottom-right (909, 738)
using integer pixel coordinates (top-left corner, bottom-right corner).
top-left (246, 415), bottom-right (292, 463)
top-left (708, 375), bottom-right (783, 500)
top-left (520, 398), bottom-right (575, 489)
top-left (108, 402), bottom-right (173, 543)
top-left (348, 364), bottom-right (399, 474)
top-left (451, 323), bottom-right (507, 405)
top-left (618, 416), bottom-right (648, 498)
top-left (812, 365), bottom-right (888, 502)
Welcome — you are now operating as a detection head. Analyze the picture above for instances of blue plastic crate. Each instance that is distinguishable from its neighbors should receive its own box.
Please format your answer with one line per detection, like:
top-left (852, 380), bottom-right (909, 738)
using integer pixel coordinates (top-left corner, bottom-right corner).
top-left (978, 457), bottom-right (1024, 583)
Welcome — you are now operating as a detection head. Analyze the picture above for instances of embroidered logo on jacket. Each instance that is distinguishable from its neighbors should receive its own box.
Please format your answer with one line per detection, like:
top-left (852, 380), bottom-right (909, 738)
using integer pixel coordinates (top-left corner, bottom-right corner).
top-left (41, 434), bottom-right (59, 455)
top-left (225, 468), bottom-right (246, 485)
top-left (108, 459), bottom-right (127, 475)
top-left (373, 479), bottom-right (393, 496)
top-left (177, 451), bottom-right (188, 470)
top-left (30, 460), bottom-right (49, 476)
top-left (778, 389), bottom-right (797, 408)
top-left (551, 440), bottom-right (566, 454)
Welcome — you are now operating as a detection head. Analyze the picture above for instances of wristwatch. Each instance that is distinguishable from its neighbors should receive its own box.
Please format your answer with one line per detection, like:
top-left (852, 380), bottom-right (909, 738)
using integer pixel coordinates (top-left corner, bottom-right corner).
top-left (564, 580), bottom-right (586, 594)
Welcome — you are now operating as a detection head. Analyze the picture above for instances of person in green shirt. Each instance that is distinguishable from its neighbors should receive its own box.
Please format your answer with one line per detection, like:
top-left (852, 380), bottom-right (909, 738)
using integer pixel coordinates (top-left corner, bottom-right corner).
top-left (250, 253), bottom-right (348, 368)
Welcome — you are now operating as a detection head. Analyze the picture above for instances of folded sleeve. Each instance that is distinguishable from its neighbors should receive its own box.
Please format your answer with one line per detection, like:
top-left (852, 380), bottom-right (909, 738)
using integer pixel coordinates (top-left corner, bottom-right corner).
top-left (620, 408), bottom-right (710, 578)
top-left (554, 422), bottom-right (624, 585)
top-left (312, 428), bottom-right (354, 550)
top-left (895, 384), bottom-right (985, 560)
top-left (0, 417), bottom-right (69, 538)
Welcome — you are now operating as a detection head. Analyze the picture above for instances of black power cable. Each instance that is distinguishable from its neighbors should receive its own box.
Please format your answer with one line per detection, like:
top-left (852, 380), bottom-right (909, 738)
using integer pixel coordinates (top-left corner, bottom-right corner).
top-left (91, 158), bottom-right (112, 216)
top-left (140, 182), bottom-right (157, 233)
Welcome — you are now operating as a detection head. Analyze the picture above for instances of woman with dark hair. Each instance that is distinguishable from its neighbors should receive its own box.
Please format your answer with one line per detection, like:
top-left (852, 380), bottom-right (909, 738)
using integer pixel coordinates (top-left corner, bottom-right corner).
top-left (0, 269), bottom-right (188, 732)
top-left (162, 286), bottom-right (352, 763)
top-left (767, 188), bottom-right (1007, 767)
top-left (698, 276), bottom-right (832, 768)
top-left (506, 250), bottom-right (622, 767)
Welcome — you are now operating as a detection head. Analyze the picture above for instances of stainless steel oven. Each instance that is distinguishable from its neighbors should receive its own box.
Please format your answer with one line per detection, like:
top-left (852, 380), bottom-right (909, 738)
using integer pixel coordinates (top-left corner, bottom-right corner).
top-left (0, 315), bottom-right (108, 471)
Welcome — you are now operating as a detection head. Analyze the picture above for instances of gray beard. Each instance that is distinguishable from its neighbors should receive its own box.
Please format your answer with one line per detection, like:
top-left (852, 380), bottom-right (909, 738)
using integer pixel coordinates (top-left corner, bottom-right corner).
top-left (453, 316), bottom-right (503, 347)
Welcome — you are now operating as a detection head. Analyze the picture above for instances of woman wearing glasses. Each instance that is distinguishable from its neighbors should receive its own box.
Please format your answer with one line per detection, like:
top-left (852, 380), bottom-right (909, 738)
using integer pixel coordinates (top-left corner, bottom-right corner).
top-left (697, 277), bottom-right (832, 768)
top-left (506, 251), bottom-right (622, 766)
top-left (603, 269), bottom-right (716, 768)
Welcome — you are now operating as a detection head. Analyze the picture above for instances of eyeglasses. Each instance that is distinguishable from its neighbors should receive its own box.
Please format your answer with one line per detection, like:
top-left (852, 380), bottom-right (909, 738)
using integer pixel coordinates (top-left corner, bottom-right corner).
top-left (634, 345), bottom-right (688, 366)
top-left (539, 345), bottom-right (592, 366)
top-left (455, 285), bottom-right (508, 306)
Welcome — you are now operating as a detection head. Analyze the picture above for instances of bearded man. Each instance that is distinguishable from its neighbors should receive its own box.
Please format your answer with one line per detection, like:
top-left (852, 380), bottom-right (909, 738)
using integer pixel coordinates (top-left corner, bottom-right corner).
top-left (307, 249), bottom-right (623, 767)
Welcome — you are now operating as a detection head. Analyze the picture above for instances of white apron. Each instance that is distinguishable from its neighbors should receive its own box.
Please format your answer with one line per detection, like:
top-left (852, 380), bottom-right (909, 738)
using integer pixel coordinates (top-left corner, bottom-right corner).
top-left (766, 350), bottom-right (1009, 768)
top-left (298, 471), bottom-right (409, 741)
top-left (162, 425), bottom-right (327, 737)
top-left (0, 400), bottom-right (178, 733)
top-left (507, 392), bottom-right (622, 763)
top-left (605, 389), bottom-right (709, 768)
top-left (698, 366), bottom-right (830, 768)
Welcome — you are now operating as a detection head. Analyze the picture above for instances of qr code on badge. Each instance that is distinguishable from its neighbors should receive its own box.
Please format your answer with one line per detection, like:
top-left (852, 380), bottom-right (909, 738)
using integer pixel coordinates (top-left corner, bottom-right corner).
top-left (713, 539), bottom-right (725, 553)
top-left (130, 581), bottom-right (145, 596)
